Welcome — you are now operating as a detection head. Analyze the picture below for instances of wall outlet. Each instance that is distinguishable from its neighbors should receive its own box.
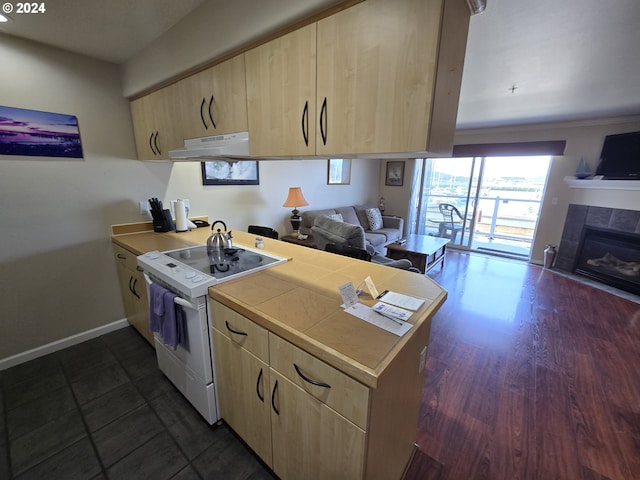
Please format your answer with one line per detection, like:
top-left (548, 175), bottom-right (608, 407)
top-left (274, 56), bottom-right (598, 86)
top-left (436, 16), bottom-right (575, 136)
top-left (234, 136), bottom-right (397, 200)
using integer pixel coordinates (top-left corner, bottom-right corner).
top-left (419, 346), bottom-right (428, 374)
top-left (138, 201), bottom-right (150, 214)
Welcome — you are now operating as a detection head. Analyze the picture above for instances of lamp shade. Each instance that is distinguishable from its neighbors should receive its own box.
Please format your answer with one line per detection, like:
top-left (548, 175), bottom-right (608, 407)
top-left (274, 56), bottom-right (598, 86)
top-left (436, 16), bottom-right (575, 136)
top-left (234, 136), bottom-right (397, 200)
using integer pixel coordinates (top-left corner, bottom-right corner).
top-left (282, 187), bottom-right (309, 208)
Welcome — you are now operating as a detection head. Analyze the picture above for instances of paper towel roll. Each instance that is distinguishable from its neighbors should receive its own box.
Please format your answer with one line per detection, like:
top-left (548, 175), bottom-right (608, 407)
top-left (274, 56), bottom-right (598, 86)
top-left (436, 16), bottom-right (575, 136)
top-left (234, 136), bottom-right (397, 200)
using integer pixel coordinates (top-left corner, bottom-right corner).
top-left (175, 199), bottom-right (188, 232)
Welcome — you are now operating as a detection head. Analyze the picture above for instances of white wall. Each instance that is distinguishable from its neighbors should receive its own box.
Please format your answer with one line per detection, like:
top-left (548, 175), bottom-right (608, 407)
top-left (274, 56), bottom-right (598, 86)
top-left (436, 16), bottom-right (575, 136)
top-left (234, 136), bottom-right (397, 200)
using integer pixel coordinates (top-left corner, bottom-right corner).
top-left (0, 34), bottom-right (379, 361)
top-left (0, 33), bottom-right (169, 360)
top-left (163, 158), bottom-right (380, 234)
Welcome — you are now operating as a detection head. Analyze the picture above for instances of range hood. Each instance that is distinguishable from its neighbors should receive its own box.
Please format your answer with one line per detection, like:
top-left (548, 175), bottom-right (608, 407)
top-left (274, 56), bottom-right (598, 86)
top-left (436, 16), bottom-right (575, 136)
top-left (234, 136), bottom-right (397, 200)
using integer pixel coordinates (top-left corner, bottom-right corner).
top-left (168, 132), bottom-right (250, 161)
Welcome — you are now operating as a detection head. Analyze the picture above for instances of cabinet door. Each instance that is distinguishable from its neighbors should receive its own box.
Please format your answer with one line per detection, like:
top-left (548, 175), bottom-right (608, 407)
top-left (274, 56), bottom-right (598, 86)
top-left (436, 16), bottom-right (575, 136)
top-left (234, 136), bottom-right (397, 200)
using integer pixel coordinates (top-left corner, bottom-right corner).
top-left (113, 247), bottom-right (153, 345)
top-left (316, 0), bottom-right (444, 155)
top-left (128, 268), bottom-right (153, 345)
top-left (269, 369), bottom-right (365, 480)
top-left (245, 23), bottom-right (317, 157)
top-left (212, 329), bottom-right (272, 466)
top-left (178, 55), bottom-right (248, 140)
top-left (130, 85), bottom-right (182, 160)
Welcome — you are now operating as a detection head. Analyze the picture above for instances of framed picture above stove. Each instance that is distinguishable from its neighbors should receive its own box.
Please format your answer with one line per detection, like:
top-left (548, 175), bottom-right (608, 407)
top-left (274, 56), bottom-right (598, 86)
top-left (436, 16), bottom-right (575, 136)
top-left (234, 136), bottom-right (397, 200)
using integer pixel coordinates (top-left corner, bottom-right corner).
top-left (0, 105), bottom-right (83, 158)
top-left (201, 160), bottom-right (259, 185)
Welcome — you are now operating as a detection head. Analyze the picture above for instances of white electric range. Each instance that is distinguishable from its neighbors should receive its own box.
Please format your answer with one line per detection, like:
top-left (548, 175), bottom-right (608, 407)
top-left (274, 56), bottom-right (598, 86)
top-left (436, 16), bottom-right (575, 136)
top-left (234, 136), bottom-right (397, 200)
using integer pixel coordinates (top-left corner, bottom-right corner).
top-left (137, 244), bottom-right (287, 424)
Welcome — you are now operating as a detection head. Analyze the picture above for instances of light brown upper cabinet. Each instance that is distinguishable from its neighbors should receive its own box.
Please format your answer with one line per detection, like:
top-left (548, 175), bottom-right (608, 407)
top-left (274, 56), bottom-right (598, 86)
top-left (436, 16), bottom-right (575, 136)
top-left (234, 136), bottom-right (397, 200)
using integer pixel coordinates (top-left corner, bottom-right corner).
top-left (245, 24), bottom-right (317, 157)
top-left (130, 85), bottom-right (183, 159)
top-left (177, 55), bottom-right (249, 141)
top-left (246, 0), bottom-right (470, 158)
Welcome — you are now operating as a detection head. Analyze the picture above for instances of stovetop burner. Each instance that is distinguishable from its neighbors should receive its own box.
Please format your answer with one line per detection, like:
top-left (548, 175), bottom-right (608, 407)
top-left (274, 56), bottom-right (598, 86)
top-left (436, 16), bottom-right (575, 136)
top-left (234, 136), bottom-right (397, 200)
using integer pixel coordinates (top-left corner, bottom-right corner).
top-left (137, 244), bottom-right (287, 298)
top-left (165, 245), bottom-right (281, 280)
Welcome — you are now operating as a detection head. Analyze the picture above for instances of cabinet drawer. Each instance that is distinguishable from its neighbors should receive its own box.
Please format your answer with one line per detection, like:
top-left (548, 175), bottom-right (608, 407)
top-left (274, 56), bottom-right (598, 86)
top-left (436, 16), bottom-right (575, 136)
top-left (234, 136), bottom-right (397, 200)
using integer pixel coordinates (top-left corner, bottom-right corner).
top-left (211, 301), bottom-right (269, 363)
top-left (112, 243), bottom-right (139, 271)
top-left (269, 333), bottom-right (369, 429)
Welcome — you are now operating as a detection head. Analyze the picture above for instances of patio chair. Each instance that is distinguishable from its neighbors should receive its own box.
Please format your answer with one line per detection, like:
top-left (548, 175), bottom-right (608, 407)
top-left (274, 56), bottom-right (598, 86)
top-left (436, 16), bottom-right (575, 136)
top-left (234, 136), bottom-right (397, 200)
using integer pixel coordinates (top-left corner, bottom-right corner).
top-left (436, 204), bottom-right (465, 242)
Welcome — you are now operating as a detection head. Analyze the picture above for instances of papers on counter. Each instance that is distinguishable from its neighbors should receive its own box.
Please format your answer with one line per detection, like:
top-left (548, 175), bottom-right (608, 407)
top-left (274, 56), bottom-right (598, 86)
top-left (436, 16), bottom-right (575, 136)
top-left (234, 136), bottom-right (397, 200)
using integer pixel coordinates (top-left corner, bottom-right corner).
top-left (338, 280), bottom-right (427, 337)
top-left (344, 303), bottom-right (413, 337)
top-left (376, 290), bottom-right (425, 311)
top-left (372, 302), bottom-right (412, 321)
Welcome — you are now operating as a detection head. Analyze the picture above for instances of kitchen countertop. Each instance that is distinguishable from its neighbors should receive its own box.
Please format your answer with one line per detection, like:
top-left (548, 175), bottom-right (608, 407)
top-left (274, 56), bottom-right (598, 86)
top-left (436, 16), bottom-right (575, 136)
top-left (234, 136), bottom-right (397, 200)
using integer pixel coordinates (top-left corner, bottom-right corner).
top-left (112, 224), bottom-right (447, 388)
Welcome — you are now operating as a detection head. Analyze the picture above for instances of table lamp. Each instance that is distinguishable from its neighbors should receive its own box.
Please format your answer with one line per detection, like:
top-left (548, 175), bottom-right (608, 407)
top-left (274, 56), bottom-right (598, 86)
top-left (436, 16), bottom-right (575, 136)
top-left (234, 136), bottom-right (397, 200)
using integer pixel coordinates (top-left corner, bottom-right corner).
top-left (282, 187), bottom-right (309, 234)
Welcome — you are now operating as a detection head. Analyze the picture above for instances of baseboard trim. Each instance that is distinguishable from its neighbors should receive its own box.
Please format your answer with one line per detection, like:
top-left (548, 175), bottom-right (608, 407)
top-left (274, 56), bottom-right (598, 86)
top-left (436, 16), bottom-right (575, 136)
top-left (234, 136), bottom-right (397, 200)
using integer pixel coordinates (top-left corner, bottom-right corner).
top-left (0, 319), bottom-right (130, 371)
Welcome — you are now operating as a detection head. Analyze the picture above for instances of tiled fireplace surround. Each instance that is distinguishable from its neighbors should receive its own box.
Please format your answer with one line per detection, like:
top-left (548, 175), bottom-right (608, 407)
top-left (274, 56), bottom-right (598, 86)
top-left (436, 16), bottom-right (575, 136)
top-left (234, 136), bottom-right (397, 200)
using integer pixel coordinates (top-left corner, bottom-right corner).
top-left (557, 204), bottom-right (640, 280)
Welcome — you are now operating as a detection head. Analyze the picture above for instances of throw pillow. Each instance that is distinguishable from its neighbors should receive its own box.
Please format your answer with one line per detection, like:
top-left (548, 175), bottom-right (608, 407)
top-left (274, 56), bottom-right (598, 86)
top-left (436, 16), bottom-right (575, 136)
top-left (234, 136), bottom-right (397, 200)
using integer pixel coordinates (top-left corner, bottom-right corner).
top-left (325, 213), bottom-right (344, 222)
top-left (365, 208), bottom-right (383, 231)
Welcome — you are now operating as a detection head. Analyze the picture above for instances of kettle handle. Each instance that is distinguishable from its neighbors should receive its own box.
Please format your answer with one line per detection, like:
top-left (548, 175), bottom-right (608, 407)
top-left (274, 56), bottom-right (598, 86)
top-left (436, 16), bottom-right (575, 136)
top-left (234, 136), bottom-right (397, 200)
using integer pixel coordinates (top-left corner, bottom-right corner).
top-left (211, 220), bottom-right (227, 232)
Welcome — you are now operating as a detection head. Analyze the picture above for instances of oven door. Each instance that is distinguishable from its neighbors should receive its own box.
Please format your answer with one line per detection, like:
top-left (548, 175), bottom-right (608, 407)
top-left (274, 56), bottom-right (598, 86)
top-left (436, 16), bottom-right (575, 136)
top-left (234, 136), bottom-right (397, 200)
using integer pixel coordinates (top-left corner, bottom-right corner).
top-left (144, 273), bottom-right (219, 424)
top-left (144, 274), bottom-right (213, 384)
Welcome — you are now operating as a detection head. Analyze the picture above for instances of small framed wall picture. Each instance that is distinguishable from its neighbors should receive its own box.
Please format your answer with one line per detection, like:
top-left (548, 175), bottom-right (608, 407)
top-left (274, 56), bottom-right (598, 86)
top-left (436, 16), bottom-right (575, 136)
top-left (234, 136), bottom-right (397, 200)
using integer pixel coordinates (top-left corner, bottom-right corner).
top-left (385, 161), bottom-right (405, 186)
top-left (201, 160), bottom-right (259, 185)
top-left (0, 105), bottom-right (83, 158)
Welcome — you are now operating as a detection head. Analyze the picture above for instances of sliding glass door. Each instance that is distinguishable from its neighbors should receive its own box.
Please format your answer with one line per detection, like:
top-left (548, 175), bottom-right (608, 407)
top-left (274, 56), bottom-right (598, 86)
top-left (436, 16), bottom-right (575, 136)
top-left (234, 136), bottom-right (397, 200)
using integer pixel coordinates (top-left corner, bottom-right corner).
top-left (413, 157), bottom-right (478, 248)
top-left (412, 155), bottom-right (551, 259)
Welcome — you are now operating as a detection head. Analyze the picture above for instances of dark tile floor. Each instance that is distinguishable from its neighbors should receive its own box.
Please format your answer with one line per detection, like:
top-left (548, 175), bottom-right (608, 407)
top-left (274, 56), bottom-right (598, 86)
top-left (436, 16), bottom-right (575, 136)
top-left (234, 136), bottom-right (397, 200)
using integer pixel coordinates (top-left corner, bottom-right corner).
top-left (0, 326), bottom-right (276, 480)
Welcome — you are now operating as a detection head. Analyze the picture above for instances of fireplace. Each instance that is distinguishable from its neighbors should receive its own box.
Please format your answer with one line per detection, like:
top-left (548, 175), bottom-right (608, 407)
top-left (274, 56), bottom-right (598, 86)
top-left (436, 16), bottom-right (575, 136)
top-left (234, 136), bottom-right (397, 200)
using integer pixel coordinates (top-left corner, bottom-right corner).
top-left (557, 204), bottom-right (640, 296)
top-left (574, 226), bottom-right (640, 295)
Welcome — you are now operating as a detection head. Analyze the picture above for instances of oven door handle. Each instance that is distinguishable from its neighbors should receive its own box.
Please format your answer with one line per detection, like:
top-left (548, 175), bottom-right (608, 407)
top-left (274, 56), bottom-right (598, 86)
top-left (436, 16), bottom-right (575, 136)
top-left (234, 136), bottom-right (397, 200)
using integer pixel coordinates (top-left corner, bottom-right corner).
top-left (174, 296), bottom-right (198, 311)
top-left (143, 273), bottom-right (199, 311)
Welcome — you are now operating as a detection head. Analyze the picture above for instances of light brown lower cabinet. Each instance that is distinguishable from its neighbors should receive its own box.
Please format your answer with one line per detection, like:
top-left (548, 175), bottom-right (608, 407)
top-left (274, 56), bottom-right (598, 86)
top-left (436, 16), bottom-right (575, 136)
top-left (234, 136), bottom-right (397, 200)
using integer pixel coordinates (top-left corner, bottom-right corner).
top-left (269, 369), bottom-right (366, 479)
top-left (211, 309), bottom-right (273, 464)
top-left (211, 300), bottom-right (424, 480)
top-left (113, 244), bottom-right (154, 345)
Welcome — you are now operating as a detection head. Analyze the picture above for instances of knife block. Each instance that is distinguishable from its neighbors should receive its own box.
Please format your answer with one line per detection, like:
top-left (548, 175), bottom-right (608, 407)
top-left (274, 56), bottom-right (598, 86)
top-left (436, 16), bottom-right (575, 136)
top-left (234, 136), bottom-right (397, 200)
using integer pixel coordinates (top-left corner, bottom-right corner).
top-left (152, 209), bottom-right (175, 233)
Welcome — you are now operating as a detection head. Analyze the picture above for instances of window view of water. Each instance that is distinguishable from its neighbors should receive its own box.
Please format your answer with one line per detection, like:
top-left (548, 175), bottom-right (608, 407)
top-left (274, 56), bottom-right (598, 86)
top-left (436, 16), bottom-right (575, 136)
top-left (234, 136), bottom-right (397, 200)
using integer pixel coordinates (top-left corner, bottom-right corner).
top-left (414, 156), bottom-right (551, 258)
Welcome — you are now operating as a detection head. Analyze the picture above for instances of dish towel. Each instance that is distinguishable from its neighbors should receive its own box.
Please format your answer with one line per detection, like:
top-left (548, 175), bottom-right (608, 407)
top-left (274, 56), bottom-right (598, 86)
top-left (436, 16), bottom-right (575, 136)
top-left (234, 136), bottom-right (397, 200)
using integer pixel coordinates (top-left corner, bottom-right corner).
top-left (148, 283), bottom-right (185, 350)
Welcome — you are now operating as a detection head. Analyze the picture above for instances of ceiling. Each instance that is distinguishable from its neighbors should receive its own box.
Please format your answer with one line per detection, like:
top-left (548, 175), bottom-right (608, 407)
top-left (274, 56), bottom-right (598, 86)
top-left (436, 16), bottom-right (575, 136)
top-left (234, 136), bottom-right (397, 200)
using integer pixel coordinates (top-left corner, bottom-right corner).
top-left (1, 0), bottom-right (639, 129)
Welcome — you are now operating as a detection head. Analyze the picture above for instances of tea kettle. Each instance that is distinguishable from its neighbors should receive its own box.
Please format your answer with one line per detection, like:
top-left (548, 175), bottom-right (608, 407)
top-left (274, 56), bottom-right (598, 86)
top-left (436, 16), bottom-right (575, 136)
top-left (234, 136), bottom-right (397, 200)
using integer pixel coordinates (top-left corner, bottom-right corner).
top-left (207, 220), bottom-right (233, 256)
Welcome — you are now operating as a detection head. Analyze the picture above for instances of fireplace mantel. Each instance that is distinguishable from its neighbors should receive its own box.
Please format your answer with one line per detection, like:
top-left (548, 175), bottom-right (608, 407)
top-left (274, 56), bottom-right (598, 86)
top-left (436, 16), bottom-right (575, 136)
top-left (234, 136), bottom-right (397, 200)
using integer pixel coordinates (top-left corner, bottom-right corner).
top-left (564, 177), bottom-right (640, 190)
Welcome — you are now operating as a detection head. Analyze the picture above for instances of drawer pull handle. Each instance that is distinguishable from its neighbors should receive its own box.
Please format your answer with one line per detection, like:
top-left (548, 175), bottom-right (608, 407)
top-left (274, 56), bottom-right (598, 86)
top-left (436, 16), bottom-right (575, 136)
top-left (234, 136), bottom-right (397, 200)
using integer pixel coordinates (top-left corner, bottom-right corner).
top-left (208, 95), bottom-right (216, 129)
top-left (131, 277), bottom-right (140, 299)
top-left (320, 97), bottom-right (328, 146)
top-left (128, 276), bottom-right (140, 299)
top-left (151, 131), bottom-right (161, 155)
top-left (271, 380), bottom-right (279, 415)
top-left (117, 253), bottom-right (126, 260)
top-left (200, 98), bottom-right (208, 129)
top-left (294, 363), bottom-right (331, 389)
top-left (256, 368), bottom-right (264, 402)
top-left (225, 321), bottom-right (248, 337)
top-left (301, 100), bottom-right (309, 146)
top-left (149, 132), bottom-right (156, 155)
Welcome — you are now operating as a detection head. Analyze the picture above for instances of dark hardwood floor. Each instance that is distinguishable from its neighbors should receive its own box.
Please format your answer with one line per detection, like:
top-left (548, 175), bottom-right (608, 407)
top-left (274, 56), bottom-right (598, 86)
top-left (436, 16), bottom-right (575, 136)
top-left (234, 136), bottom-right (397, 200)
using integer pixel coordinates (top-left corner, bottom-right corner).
top-left (405, 250), bottom-right (640, 480)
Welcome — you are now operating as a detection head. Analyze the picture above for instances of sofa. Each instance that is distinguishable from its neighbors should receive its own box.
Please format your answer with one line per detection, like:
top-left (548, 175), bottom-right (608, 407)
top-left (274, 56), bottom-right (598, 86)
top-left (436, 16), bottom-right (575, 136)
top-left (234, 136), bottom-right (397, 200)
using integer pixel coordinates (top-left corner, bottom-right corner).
top-left (301, 205), bottom-right (403, 254)
top-left (311, 216), bottom-right (414, 270)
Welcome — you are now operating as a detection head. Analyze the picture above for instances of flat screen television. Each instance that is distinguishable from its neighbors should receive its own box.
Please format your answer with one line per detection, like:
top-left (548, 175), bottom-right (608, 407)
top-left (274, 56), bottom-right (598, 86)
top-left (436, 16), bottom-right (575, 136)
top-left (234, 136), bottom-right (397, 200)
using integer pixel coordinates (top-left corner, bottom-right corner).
top-left (595, 130), bottom-right (640, 180)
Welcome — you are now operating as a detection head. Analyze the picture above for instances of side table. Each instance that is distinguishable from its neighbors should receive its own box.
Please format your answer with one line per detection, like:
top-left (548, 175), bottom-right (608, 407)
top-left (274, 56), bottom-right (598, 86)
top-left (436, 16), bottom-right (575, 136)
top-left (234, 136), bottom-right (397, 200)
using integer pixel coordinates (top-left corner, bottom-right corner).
top-left (281, 234), bottom-right (317, 249)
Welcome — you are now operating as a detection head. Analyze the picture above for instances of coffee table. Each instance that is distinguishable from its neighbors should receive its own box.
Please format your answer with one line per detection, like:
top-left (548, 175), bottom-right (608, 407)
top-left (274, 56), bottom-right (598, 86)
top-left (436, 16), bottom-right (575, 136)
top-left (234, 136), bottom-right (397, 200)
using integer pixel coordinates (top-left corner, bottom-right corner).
top-left (386, 234), bottom-right (450, 274)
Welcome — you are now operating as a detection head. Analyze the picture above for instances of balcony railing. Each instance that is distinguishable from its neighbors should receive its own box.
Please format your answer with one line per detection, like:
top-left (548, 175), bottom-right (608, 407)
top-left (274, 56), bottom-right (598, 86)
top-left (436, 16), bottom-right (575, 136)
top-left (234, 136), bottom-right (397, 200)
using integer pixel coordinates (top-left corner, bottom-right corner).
top-left (420, 194), bottom-right (541, 256)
